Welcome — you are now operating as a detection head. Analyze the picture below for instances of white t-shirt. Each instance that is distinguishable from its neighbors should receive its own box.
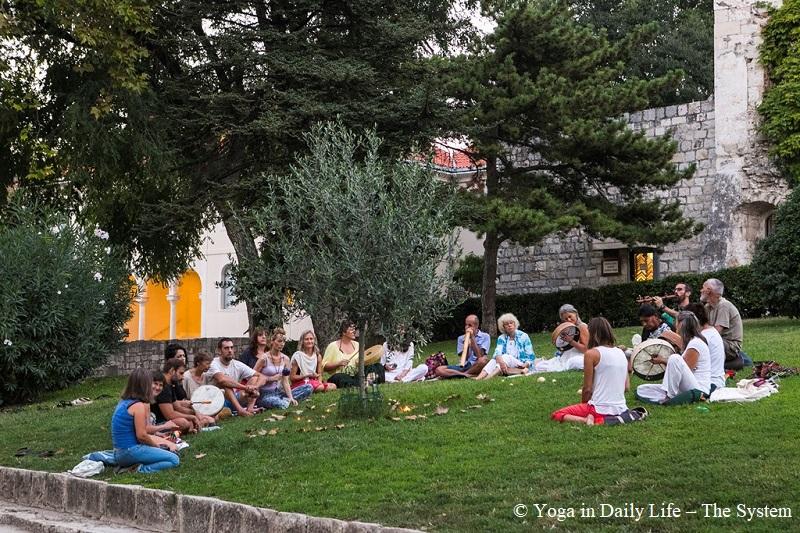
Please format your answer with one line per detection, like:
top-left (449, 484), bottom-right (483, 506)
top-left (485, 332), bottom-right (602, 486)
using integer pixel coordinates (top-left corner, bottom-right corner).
top-left (703, 326), bottom-right (726, 390)
top-left (685, 337), bottom-right (711, 394)
top-left (209, 357), bottom-right (255, 384)
top-left (381, 342), bottom-right (415, 371)
top-left (291, 351), bottom-right (320, 377)
top-left (589, 346), bottom-right (628, 416)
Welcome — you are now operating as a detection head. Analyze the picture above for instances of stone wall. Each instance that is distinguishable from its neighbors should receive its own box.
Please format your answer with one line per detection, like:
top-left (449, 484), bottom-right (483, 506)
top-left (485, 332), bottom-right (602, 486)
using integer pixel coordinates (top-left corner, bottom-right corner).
top-left (94, 337), bottom-right (249, 377)
top-left (497, 98), bottom-right (717, 294)
top-left (0, 466), bottom-right (416, 532)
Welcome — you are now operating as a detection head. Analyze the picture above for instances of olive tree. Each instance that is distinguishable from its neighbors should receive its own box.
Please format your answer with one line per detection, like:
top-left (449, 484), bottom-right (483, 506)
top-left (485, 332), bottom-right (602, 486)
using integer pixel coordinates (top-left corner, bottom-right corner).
top-left (233, 122), bottom-right (462, 395)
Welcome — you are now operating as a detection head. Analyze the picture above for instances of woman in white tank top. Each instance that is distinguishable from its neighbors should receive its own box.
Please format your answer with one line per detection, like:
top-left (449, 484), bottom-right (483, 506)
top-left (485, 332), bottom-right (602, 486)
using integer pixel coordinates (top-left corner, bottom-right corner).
top-left (551, 317), bottom-right (629, 426)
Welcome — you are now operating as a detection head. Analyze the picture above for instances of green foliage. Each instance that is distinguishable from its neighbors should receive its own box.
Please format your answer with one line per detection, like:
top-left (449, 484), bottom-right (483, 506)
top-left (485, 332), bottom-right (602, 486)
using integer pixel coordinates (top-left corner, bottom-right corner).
top-left (573, 0), bottom-right (713, 106)
top-left (752, 188), bottom-right (800, 317)
top-left (759, 0), bottom-right (800, 182)
top-left (0, 201), bottom-right (134, 405)
top-left (431, 265), bottom-right (764, 340)
top-left (453, 253), bottom-right (484, 295)
top-left (446, 0), bottom-right (702, 332)
top-left (234, 123), bottom-right (463, 387)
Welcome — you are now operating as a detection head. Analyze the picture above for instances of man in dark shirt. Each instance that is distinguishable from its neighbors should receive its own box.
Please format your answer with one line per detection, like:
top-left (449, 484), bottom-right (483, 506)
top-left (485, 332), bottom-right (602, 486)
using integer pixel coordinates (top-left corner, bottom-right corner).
top-left (152, 358), bottom-right (203, 433)
top-left (638, 304), bottom-right (672, 341)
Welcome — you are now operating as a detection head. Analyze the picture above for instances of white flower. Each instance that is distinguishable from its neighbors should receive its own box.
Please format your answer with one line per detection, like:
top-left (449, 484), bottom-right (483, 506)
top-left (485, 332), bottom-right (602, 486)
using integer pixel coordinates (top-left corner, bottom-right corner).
top-left (65, 284), bottom-right (69, 288)
top-left (94, 228), bottom-right (110, 240)
top-left (57, 290), bottom-right (62, 295)
top-left (105, 247), bottom-right (111, 255)
top-left (98, 300), bottom-right (106, 306)
top-left (3, 339), bottom-right (11, 346)
top-left (94, 272), bottom-right (103, 282)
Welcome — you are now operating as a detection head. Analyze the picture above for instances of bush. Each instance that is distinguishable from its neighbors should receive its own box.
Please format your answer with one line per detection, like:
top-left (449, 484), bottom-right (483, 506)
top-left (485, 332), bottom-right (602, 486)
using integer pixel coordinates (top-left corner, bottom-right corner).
top-left (453, 253), bottom-right (483, 295)
top-left (0, 204), bottom-right (134, 405)
top-left (431, 265), bottom-right (764, 340)
top-left (752, 187), bottom-right (800, 317)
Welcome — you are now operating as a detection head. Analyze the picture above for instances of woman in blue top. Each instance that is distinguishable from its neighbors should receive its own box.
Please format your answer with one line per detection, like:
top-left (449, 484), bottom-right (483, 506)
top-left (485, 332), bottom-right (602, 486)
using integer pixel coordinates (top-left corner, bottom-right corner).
top-left (112, 368), bottom-right (180, 473)
top-left (476, 313), bottom-right (535, 379)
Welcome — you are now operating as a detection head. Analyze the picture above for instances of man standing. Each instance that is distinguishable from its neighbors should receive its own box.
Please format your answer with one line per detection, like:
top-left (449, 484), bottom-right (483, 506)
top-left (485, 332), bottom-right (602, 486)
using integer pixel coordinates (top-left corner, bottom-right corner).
top-left (701, 278), bottom-right (746, 370)
top-left (653, 282), bottom-right (692, 327)
top-left (209, 338), bottom-right (265, 416)
top-left (435, 314), bottom-right (490, 379)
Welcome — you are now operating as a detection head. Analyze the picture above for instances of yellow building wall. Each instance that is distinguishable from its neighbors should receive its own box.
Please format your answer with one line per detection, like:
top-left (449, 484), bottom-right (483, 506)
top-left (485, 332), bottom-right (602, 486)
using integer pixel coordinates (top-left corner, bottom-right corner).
top-left (144, 281), bottom-right (170, 340)
top-left (176, 271), bottom-right (201, 339)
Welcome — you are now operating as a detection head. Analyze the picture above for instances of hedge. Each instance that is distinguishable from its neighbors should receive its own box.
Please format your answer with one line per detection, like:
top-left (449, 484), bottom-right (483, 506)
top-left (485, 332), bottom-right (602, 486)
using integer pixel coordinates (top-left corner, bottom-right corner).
top-left (431, 266), bottom-right (764, 340)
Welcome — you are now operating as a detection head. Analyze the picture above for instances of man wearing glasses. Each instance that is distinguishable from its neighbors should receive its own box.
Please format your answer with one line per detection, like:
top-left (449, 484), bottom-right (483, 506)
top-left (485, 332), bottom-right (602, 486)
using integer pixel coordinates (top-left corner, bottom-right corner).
top-left (653, 282), bottom-right (692, 327)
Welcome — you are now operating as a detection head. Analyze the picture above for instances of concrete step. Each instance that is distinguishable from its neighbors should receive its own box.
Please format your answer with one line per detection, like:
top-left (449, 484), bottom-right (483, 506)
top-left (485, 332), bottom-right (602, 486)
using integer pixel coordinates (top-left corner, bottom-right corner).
top-left (0, 501), bottom-right (153, 533)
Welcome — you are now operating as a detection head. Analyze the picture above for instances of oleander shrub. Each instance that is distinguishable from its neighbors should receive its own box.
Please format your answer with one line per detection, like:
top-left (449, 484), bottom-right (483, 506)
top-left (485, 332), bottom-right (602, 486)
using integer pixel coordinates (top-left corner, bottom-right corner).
top-left (0, 203), bottom-right (134, 405)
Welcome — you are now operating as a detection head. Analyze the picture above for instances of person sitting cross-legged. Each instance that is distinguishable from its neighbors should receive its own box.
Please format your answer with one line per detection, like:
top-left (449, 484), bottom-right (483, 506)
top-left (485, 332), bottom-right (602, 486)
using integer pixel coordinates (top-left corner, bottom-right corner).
top-left (152, 359), bottom-right (205, 433)
top-left (636, 311), bottom-right (711, 405)
top-left (182, 351), bottom-right (212, 399)
top-left (290, 330), bottom-right (336, 392)
top-left (382, 339), bottom-right (428, 383)
top-left (434, 314), bottom-right (490, 379)
top-left (209, 338), bottom-right (266, 416)
top-left (112, 368), bottom-right (180, 474)
top-left (256, 328), bottom-right (313, 409)
top-left (551, 317), bottom-right (632, 426)
top-left (476, 313), bottom-right (535, 380)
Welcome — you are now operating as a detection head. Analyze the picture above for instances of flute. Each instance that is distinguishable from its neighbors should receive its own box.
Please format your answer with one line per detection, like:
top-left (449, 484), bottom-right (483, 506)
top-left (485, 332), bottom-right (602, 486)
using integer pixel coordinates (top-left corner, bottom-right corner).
top-left (635, 294), bottom-right (679, 304)
top-left (459, 329), bottom-right (472, 367)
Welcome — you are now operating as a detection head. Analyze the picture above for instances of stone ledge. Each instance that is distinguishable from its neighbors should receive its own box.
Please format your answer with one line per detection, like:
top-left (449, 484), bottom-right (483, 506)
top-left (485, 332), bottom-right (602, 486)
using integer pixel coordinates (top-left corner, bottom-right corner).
top-left (0, 466), bottom-right (420, 533)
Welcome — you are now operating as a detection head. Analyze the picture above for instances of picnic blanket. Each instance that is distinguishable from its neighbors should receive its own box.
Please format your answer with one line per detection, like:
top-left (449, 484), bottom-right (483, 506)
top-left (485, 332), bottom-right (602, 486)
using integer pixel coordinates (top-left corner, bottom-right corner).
top-left (708, 378), bottom-right (779, 403)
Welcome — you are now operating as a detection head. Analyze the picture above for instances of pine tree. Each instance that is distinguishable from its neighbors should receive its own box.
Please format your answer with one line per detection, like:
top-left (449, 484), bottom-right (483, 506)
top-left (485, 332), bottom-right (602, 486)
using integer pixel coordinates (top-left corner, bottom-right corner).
top-left (446, 0), bottom-right (701, 334)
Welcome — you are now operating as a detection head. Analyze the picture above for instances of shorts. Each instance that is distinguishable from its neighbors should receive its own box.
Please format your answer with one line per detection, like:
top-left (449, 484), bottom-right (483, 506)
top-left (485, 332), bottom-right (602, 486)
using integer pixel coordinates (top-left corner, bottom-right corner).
top-left (550, 403), bottom-right (606, 425)
top-left (446, 362), bottom-right (473, 372)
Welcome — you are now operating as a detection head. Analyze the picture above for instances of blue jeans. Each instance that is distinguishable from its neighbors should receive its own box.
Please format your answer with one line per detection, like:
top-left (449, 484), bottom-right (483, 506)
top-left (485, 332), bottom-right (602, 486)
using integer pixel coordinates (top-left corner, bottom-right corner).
top-left (115, 444), bottom-right (180, 474)
top-left (257, 384), bottom-right (313, 409)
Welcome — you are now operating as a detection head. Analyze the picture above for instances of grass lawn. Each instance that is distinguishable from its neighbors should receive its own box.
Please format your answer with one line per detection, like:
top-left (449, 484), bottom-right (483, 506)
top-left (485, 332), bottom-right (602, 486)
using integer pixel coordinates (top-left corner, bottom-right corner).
top-left (1, 318), bottom-right (799, 532)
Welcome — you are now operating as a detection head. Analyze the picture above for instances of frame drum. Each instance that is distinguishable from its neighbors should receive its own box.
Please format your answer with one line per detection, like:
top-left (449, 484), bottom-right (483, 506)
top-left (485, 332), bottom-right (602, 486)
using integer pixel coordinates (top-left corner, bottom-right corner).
top-left (630, 339), bottom-right (676, 381)
top-left (190, 385), bottom-right (225, 416)
top-left (551, 322), bottom-right (579, 351)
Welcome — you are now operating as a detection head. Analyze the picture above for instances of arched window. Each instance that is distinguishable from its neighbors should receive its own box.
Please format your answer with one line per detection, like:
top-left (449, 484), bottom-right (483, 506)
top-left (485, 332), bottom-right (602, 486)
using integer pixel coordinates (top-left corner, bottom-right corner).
top-left (765, 213), bottom-right (775, 237)
top-left (221, 264), bottom-right (235, 309)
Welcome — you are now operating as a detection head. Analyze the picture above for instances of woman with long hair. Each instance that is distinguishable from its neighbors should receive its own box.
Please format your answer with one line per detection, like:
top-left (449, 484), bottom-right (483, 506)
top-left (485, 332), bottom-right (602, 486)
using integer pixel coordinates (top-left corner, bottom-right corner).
top-left (111, 368), bottom-right (180, 473)
top-left (534, 304), bottom-right (590, 372)
top-left (551, 317), bottom-right (630, 426)
top-left (239, 327), bottom-right (268, 368)
top-left (290, 330), bottom-right (336, 392)
top-left (255, 328), bottom-right (313, 409)
top-left (636, 311), bottom-right (711, 404)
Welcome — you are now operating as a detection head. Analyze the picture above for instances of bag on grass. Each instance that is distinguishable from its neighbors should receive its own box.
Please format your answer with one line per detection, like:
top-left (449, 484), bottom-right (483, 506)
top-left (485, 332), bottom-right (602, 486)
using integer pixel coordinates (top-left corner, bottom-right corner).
top-left (424, 352), bottom-right (448, 379)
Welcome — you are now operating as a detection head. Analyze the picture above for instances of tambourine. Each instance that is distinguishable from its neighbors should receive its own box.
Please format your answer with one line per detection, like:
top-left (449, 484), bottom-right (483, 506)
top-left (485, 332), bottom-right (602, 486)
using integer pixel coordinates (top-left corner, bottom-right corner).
top-left (630, 339), bottom-right (676, 381)
top-left (364, 344), bottom-right (384, 366)
top-left (658, 330), bottom-right (684, 352)
top-left (190, 385), bottom-right (225, 416)
top-left (551, 322), bottom-right (579, 351)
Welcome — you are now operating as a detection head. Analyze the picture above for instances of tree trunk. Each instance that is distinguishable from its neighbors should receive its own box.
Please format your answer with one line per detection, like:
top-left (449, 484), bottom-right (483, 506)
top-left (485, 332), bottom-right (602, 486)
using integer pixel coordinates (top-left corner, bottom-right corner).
top-left (481, 156), bottom-right (501, 337)
top-left (215, 199), bottom-right (259, 335)
top-left (482, 231), bottom-right (500, 337)
top-left (358, 320), bottom-right (367, 399)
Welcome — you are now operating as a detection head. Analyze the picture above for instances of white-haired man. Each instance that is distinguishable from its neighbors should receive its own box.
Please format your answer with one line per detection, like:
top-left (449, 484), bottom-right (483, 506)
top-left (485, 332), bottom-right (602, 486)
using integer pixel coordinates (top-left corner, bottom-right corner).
top-left (701, 278), bottom-right (746, 370)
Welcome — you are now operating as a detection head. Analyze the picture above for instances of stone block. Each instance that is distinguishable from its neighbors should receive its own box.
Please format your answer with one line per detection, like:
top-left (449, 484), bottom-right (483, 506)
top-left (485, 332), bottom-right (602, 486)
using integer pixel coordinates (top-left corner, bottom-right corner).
top-left (241, 506), bottom-right (279, 532)
top-left (210, 500), bottom-right (250, 532)
top-left (178, 494), bottom-right (216, 533)
top-left (268, 512), bottom-right (308, 533)
top-left (665, 105), bottom-right (677, 118)
top-left (105, 483), bottom-right (138, 524)
top-left (307, 516), bottom-right (348, 533)
top-left (343, 521), bottom-right (382, 533)
top-left (43, 472), bottom-right (68, 511)
top-left (136, 487), bottom-right (178, 531)
top-left (643, 109), bottom-right (655, 121)
top-left (3, 467), bottom-right (32, 503)
top-left (66, 476), bottom-right (107, 518)
top-left (26, 470), bottom-right (48, 509)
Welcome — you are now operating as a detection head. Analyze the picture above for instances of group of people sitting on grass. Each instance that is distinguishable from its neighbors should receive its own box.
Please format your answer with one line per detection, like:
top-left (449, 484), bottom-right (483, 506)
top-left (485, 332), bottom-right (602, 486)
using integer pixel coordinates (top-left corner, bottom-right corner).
top-left (111, 276), bottom-right (746, 472)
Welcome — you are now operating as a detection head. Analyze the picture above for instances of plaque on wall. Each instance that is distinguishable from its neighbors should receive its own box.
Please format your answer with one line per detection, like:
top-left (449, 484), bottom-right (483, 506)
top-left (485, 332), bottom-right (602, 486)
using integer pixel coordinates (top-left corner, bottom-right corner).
top-left (602, 258), bottom-right (620, 276)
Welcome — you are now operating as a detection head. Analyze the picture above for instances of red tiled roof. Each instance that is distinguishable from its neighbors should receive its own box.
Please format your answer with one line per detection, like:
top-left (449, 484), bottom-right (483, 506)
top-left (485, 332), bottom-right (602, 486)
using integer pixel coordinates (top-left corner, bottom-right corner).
top-left (431, 146), bottom-right (486, 172)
